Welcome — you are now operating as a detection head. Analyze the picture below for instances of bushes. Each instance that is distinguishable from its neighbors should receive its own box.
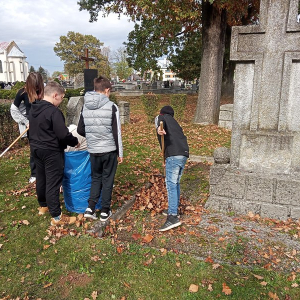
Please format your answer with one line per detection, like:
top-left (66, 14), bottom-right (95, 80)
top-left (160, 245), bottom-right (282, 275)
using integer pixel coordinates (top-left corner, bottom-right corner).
top-left (64, 88), bottom-right (84, 99)
top-left (141, 94), bottom-right (160, 123)
top-left (170, 94), bottom-right (187, 121)
top-left (0, 81), bottom-right (25, 100)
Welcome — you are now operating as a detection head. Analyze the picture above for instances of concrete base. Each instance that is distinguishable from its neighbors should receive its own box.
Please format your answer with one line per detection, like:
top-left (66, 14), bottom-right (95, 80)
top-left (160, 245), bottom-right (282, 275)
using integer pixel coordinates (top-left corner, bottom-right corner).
top-left (206, 163), bottom-right (300, 220)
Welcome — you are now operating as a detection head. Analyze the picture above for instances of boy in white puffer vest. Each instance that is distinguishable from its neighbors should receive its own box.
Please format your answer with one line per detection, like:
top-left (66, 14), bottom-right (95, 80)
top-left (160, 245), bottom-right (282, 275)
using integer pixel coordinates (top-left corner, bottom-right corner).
top-left (77, 76), bottom-right (123, 222)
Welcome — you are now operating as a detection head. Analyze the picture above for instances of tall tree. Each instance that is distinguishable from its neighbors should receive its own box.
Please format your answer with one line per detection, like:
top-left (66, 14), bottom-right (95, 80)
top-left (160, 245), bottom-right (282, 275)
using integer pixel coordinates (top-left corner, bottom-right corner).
top-left (169, 31), bottom-right (202, 82)
top-left (29, 66), bottom-right (35, 73)
top-left (78, 0), bottom-right (259, 124)
top-left (37, 66), bottom-right (49, 82)
top-left (112, 47), bottom-right (134, 80)
top-left (53, 31), bottom-right (110, 77)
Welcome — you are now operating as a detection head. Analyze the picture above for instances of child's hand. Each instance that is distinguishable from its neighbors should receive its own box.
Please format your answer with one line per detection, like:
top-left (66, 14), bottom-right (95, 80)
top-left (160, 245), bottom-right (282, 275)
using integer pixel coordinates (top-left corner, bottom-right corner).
top-left (157, 128), bottom-right (166, 135)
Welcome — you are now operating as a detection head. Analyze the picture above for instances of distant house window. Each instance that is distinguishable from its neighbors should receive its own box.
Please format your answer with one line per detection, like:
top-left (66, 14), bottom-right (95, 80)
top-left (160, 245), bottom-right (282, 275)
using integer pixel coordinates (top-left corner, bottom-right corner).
top-left (165, 75), bottom-right (171, 78)
top-left (0, 60), bottom-right (2, 73)
top-left (20, 61), bottom-right (24, 73)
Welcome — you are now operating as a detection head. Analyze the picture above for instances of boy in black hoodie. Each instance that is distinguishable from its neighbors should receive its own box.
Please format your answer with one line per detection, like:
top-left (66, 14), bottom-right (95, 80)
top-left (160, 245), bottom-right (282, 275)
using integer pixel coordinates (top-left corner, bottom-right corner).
top-left (29, 82), bottom-right (79, 226)
top-left (155, 106), bottom-right (189, 232)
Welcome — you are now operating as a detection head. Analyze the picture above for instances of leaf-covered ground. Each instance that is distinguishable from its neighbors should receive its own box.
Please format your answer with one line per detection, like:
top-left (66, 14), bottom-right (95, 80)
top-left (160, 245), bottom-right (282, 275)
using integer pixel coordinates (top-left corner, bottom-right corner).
top-left (1, 95), bottom-right (300, 299)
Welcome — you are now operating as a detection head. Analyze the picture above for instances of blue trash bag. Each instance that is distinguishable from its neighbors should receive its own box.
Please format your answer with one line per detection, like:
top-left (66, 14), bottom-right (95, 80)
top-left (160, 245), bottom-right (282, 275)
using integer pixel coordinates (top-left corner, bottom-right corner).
top-left (62, 150), bottom-right (101, 213)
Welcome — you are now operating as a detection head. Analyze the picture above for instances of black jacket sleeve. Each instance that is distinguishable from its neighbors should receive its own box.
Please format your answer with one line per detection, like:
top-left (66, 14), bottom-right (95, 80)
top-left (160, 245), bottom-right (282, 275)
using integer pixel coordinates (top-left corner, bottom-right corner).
top-left (77, 111), bottom-right (86, 137)
top-left (52, 110), bottom-right (78, 148)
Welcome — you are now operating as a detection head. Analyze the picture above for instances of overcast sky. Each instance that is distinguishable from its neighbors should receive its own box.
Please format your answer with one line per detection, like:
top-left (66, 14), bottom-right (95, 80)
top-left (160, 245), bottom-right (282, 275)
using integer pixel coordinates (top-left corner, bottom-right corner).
top-left (1, 0), bottom-right (135, 75)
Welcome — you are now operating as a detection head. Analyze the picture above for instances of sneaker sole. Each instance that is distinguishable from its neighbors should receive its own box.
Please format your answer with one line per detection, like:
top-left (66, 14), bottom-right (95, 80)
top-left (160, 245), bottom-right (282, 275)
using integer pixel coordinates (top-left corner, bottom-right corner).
top-left (84, 213), bottom-right (98, 220)
top-left (159, 221), bottom-right (182, 232)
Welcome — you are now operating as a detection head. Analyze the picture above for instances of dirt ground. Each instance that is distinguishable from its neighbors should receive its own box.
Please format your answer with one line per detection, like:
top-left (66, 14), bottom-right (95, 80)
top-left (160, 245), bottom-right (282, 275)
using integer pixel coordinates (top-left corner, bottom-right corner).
top-left (114, 162), bottom-right (300, 274)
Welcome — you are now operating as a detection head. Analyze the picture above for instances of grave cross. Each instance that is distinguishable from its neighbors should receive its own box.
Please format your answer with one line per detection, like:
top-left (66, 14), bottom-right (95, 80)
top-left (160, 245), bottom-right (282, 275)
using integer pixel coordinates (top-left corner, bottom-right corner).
top-left (230, 0), bottom-right (300, 132)
top-left (80, 48), bottom-right (94, 69)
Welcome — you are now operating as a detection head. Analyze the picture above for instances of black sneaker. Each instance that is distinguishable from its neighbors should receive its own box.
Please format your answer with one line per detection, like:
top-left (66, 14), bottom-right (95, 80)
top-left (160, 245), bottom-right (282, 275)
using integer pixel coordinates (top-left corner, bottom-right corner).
top-left (159, 215), bottom-right (181, 232)
top-left (162, 209), bottom-right (180, 217)
top-left (84, 208), bottom-right (97, 220)
top-left (100, 210), bottom-right (112, 222)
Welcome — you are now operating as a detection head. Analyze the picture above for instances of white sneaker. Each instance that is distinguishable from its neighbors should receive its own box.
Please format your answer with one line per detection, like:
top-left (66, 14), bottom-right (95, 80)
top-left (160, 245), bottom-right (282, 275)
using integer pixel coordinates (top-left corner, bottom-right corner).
top-left (100, 211), bottom-right (112, 222)
top-left (84, 208), bottom-right (98, 220)
top-left (28, 177), bottom-right (36, 184)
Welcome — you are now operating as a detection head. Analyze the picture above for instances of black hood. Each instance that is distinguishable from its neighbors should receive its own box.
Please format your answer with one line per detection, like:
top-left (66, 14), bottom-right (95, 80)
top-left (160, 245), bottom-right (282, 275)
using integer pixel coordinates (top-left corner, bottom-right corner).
top-left (160, 106), bottom-right (174, 117)
top-left (30, 100), bottom-right (53, 118)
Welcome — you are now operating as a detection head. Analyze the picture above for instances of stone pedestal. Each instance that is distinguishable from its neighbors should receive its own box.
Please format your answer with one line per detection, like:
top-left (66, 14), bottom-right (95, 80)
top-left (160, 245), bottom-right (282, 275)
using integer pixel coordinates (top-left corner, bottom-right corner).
top-left (208, 164), bottom-right (300, 220)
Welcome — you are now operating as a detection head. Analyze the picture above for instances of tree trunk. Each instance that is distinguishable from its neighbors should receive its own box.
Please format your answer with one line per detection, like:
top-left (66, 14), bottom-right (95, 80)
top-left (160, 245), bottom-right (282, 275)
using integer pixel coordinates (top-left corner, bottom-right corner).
top-left (194, 2), bottom-right (227, 124)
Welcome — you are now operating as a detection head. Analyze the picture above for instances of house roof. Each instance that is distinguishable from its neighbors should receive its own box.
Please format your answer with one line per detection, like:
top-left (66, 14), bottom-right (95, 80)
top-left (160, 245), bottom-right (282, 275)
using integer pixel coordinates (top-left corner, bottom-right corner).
top-left (0, 42), bottom-right (10, 52)
top-left (0, 41), bottom-right (26, 58)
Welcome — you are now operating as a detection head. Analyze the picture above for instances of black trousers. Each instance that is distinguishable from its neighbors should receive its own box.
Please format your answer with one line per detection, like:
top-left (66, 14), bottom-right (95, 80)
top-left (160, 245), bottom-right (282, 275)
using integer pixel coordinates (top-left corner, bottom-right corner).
top-left (88, 152), bottom-right (118, 212)
top-left (29, 150), bottom-right (36, 177)
top-left (32, 148), bottom-right (64, 218)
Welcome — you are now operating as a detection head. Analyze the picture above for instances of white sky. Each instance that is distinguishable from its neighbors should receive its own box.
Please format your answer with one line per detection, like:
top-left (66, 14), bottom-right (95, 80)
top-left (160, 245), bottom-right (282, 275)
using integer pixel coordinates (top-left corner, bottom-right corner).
top-left (1, 0), bottom-right (135, 75)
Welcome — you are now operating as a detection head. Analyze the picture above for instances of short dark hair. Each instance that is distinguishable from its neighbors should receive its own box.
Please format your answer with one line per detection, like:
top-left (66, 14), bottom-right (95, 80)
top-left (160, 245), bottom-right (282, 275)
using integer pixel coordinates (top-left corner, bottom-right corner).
top-left (44, 81), bottom-right (65, 96)
top-left (94, 76), bottom-right (111, 92)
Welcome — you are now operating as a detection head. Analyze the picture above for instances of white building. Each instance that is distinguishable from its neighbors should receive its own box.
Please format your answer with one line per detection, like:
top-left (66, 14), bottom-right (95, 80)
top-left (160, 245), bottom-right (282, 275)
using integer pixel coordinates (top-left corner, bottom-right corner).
top-left (157, 58), bottom-right (178, 82)
top-left (0, 41), bottom-right (29, 83)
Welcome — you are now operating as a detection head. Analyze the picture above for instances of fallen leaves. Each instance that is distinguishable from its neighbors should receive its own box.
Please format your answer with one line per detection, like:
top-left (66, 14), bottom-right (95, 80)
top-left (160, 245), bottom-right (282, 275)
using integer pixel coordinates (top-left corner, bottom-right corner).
top-left (189, 284), bottom-right (199, 293)
top-left (222, 283), bottom-right (232, 295)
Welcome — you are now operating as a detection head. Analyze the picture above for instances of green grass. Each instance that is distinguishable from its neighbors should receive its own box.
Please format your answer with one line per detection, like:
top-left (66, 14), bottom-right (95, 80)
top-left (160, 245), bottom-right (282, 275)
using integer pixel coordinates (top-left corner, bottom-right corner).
top-left (1, 97), bottom-right (300, 299)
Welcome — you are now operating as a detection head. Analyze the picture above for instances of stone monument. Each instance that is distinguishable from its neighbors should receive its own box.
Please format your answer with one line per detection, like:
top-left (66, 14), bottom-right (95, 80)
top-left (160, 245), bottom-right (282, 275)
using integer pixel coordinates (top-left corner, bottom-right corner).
top-left (206, 0), bottom-right (300, 220)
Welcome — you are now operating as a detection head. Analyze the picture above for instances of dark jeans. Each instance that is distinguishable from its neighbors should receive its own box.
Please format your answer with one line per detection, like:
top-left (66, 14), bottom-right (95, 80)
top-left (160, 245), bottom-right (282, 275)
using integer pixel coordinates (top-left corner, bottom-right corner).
top-left (88, 152), bottom-right (118, 212)
top-left (32, 148), bottom-right (64, 218)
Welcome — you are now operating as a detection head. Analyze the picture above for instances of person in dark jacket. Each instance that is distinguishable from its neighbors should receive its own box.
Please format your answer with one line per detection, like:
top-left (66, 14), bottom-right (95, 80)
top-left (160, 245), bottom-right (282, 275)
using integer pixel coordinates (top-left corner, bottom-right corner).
top-left (10, 72), bottom-right (44, 183)
top-left (77, 76), bottom-right (123, 222)
top-left (29, 81), bottom-right (79, 226)
top-left (155, 106), bottom-right (189, 232)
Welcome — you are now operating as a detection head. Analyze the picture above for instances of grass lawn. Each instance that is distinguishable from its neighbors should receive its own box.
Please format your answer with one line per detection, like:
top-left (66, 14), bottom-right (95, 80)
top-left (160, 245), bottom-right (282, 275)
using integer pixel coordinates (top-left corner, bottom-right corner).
top-left (0, 95), bottom-right (299, 299)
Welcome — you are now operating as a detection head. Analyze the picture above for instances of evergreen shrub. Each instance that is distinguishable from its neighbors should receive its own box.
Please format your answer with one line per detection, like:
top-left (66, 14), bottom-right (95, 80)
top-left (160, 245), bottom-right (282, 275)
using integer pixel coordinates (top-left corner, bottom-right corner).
top-left (141, 94), bottom-right (160, 123)
top-left (170, 94), bottom-right (187, 121)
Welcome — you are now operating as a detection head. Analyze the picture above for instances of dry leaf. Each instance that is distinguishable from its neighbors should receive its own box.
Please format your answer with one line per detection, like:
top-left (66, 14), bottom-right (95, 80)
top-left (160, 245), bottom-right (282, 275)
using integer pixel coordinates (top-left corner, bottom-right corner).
top-left (205, 256), bottom-right (214, 264)
top-left (132, 233), bottom-right (142, 240)
top-left (22, 220), bottom-right (30, 225)
top-left (291, 283), bottom-right (299, 288)
top-left (208, 284), bottom-right (213, 292)
top-left (268, 292), bottom-right (280, 300)
top-left (260, 281), bottom-right (268, 286)
top-left (117, 246), bottom-right (123, 254)
top-left (142, 234), bottom-right (154, 243)
top-left (212, 263), bottom-right (221, 270)
top-left (43, 282), bottom-right (52, 288)
top-left (222, 283), bottom-right (232, 295)
top-left (253, 274), bottom-right (264, 280)
top-left (43, 244), bottom-right (51, 250)
top-left (91, 290), bottom-right (98, 300)
top-left (189, 284), bottom-right (199, 293)
top-left (69, 216), bottom-right (77, 224)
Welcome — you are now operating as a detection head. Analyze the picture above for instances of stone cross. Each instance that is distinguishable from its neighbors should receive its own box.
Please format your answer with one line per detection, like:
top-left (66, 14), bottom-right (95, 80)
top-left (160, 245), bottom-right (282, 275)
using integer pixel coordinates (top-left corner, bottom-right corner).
top-left (230, 0), bottom-right (300, 173)
top-left (80, 48), bottom-right (94, 69)
top-left (206, 0), bottom-right (300, 220)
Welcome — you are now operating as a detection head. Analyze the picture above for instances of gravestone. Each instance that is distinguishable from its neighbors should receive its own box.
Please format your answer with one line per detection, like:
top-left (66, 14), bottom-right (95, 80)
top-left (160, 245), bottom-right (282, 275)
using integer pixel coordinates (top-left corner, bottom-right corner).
top-left (66, 96), bottom-right (84, 126)
top-left (74, 73), bottom-right (84, 89)
top-left (84, 69), bottom-right (98, 93)
top-left (206, 0), bottom-right (300, 220)
top-left (118, 101), bottom-right (130, 124)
